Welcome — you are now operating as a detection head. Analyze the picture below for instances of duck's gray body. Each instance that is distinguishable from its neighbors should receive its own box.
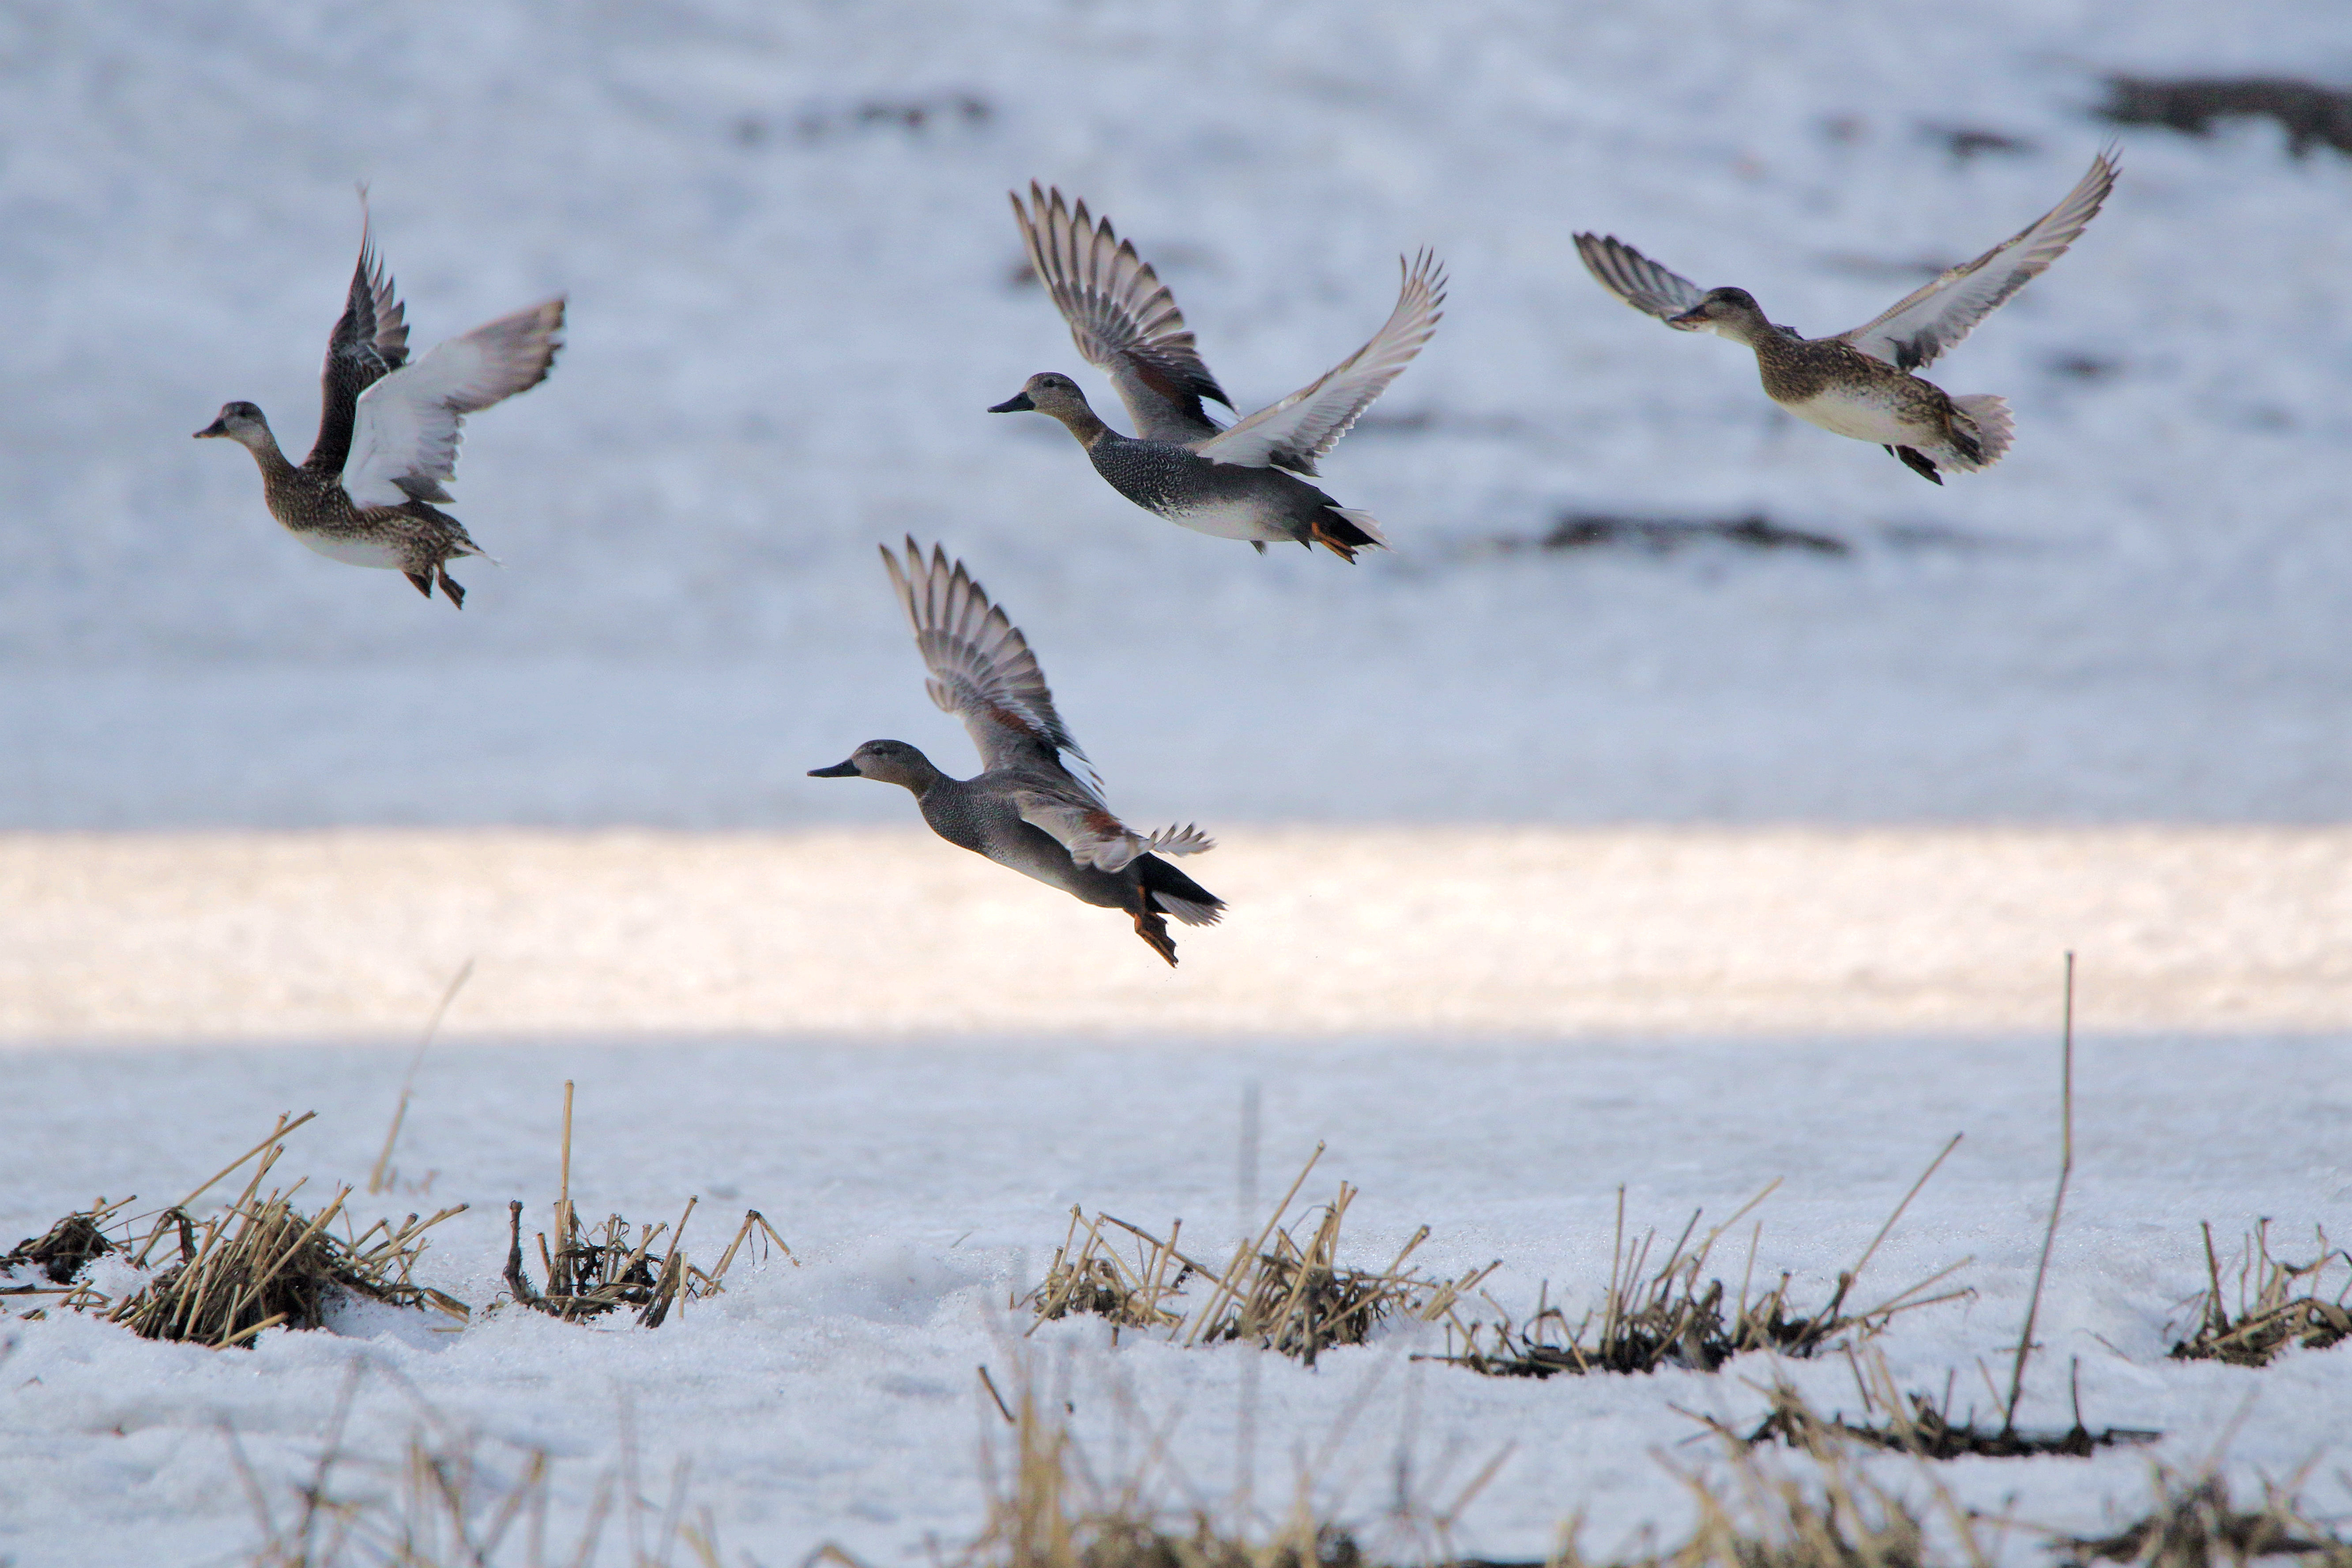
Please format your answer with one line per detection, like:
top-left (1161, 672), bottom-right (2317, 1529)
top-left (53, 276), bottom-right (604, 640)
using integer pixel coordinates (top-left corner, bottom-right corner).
top-left (1084, 425), bottom-right (1366, 547)
top-left (914, 765), bottom-right (1216, 918)
top-left (812, 542), bottom-right (1222, 966)
top-left (1000, 186), bottom-right (1443, 558)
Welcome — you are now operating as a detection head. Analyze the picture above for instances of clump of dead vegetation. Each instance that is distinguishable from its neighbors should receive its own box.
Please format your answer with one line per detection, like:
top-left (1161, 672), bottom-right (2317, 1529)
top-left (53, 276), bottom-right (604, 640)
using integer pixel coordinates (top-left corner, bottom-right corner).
top-left (1425, 1138), bottom-right (1969, 1380)
top-left (238, 1361), bottom-right (740, 1567)
top-left (2170, 1221), bottom-right (2352, 1367)
top-left (3, 1113), bottom-right (468, 1348)
top-left (1708, 963), bottom-right (2156, 1460)
top-left (1595, 1436), bottom-right (1992, 1568)
top-left (2056, 1466), bottom-right (2352, 1568)
top-left (2099, 76), bottom-right (2352, 158)
top-left (498, 1081), bottom-right (794, 1327)
top-left (1019, 1145), bottom-right (1497, 1366)
top-left (1717, 1348), bottom-right (2159, 1461)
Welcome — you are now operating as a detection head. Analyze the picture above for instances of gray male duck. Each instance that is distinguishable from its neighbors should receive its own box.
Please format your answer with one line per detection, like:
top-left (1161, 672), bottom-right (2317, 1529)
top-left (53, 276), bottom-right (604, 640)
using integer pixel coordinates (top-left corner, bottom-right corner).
top-left (196, 207), bottom-right (564, 605)
top-left (991, 184), bottom-right (1445, 560)
top-left (1576, 150), bottom-right (2116, 483)
top-left (811, 539), bottom-right (1223, 966)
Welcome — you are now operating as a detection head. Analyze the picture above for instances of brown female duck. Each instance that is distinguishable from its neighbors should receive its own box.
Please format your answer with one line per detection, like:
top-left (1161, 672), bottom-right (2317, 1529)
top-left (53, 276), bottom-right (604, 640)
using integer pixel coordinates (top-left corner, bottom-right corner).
top-left (1577, 150), bottom-right (2116, 482)
top-left (196, 209), bottom-right (564, 605)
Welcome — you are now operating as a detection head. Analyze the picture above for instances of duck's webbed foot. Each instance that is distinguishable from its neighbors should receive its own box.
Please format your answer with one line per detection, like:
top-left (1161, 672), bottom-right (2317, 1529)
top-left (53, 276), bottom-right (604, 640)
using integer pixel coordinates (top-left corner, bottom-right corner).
top-left (1306, 521), bottom-right (1361, 563)
top-left (435, 566), bottom-right (467, 609)
top-left (1891, 446), bottom-right (1943, 485)
top-left (405, 571), bottom-right (435, 598)
top-left (1130, 899), bottom-right (1178, 967)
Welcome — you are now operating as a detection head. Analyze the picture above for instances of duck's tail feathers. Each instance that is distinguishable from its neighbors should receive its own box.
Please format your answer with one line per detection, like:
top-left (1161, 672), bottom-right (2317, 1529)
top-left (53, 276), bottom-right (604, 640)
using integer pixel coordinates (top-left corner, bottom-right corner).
top-left (1311, 508), bottom-right (1389, 562)
top-left (1137, 853), bottom-right (1223, 927)
top-left (1948, 394), bottom-right (2013, 472)
top-left (1144, 823), bottom-right (1215, 858)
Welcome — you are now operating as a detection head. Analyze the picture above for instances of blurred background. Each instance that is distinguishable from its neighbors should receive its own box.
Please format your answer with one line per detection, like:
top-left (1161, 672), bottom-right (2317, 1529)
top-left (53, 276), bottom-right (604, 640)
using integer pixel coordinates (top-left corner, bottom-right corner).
top-left (1, 0), bottom-right (2347, 831)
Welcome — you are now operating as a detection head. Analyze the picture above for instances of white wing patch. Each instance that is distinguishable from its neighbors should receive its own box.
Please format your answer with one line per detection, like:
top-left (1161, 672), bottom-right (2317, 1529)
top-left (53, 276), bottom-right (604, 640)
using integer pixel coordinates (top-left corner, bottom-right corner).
top-left (1193, 250), bottom-right (1445, 475)
top-left (341, 298), bottom-right (564, 510)
top-left (1014, 792), bottom-right (1216, 872)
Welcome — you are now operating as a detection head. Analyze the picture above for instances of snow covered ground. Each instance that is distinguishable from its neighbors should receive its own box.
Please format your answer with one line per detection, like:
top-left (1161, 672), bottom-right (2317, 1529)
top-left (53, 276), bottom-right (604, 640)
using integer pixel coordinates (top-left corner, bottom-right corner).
top-left (4, 1033), bottom-right (2349, 1566)
top-left (3, 0), bottom-right (2351, 826)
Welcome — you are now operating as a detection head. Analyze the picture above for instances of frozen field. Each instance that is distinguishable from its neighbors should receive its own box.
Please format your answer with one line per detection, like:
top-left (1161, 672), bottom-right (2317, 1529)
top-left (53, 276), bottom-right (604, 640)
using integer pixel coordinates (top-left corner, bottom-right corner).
top-left (4, 1032), bottom-right (2351, 1567)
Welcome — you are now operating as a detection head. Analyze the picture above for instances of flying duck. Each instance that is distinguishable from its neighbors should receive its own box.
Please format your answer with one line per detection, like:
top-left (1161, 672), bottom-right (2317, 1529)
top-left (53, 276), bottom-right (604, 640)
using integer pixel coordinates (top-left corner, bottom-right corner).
top-left (195, 203), bottom-right (564, 604)
top-left (991, 184), bottom-right (1445, 559)
top-left (810, 539), bottom-right (1223, 966)
top-left (1576, 150), bottom-right (2117, 482)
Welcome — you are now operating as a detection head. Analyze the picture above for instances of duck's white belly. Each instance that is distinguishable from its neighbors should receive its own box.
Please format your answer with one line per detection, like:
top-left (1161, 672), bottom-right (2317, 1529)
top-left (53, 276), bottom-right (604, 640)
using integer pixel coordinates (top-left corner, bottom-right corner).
top-left (1165, 499), bottom-right (1279, 541)
top-left (1787, 387), bottom-right (1923, 445)
top-left (295, 532), bottom-right (406, 569)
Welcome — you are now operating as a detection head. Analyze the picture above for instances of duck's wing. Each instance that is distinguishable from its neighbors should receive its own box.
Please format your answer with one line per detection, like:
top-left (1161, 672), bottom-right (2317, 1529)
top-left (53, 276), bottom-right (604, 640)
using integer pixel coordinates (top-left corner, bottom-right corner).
top-left (1836, 149), bottom-right (2118, 372)
top-left (1191, 250), bottom-right (1445, 476)
top-left (1009, 789), bottom-right (1216, 873)
top-left (882, 537), bottom-right (1105, 794)
top-left (1012, 183), bottom-right (1232, 443)
top-left (304, 202), bottom-right (412, 475)
top-left (1574, 233), bottom-right (1707, 323)
top-left (339, 298), bottom-right (564, 508)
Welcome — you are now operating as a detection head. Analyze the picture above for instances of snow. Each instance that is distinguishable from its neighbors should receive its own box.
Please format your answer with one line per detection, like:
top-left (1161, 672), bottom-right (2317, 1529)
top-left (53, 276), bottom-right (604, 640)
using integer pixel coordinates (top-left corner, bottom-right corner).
top-left (5, 0), bottom-right (2352, 1561)
top-left (4, 1034), bottom-right (2349, 1565)
top-left (3, 0), bottom-right (2351, 827)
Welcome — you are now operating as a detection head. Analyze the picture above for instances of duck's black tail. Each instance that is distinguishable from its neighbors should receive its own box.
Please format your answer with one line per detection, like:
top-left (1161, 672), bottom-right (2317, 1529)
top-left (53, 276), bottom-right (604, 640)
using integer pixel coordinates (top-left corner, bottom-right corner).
top-left (1138, 854), bottom-right (1223, 926)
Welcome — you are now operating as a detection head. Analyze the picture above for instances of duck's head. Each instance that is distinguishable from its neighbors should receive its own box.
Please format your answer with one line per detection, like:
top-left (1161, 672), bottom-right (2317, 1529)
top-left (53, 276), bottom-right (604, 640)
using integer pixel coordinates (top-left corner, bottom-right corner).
top-left (809, 739), bottom-right (940, 793)
top-left (1667, 287), bottom-right (1771, 342)
top-left (989, 371), bottom-right (1095, 425)
top-left (194, 401), bottom-right (272, 447)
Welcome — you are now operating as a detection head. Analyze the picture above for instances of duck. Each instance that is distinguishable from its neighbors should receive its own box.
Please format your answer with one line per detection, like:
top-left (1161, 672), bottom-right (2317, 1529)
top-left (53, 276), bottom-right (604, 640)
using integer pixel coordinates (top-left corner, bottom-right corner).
top-left (1575, 150), bottom-right (2116, 483)
top-left (990, 184), bottom-right (1445, 560)
top-left (810, 539), bottom-right (1224, 966)
top-left (196, 203), bottom-right (564, 605)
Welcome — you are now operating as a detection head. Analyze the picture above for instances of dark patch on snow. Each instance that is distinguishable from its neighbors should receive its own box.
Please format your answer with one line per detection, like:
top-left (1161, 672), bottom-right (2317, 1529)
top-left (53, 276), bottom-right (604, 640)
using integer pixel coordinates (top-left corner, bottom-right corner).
top-left (2099, 76), bottom-right (2352, 158)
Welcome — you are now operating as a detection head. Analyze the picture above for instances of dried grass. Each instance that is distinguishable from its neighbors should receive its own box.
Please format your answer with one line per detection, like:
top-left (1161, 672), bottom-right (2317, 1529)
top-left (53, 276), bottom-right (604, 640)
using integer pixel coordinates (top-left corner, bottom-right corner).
top-left (1712, 1349), bottom-right (2159, 1462)
top-left (2057, 1467), bottom-right (2352, 1568)
top-left (1430, 1139), bottom-right (1968, 1380)
top-left (1020, 1146), bottom-right (1498, 1366)
top-left (4, 1113), bottom-right (468, 1347)
top-left (2170, 1222), bottom-right (2352, 1367)
top-left (236, 1361), bottom-right (741, 1567)
top-left (499, 1081), bottom-right (794, 1327)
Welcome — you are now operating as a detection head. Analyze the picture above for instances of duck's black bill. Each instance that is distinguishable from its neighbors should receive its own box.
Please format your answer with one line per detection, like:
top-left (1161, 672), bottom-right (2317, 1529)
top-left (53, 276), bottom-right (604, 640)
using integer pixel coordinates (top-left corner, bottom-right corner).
top-left (807, 759), bottom-right (862, 778)
top-left (987, 392), bottom-right (1035, 413)
top-left (193, 419), bottom-right (229, 438)
top-left (1665, 308), bottom-right (1709, 330)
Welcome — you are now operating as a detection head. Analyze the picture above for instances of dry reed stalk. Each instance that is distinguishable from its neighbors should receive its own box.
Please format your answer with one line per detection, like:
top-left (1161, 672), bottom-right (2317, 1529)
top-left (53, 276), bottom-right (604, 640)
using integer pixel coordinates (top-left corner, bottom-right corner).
top-left (234, 1361), bottom-right (735, 1567)
top-left (6, 1118), bottom-right (467, 1346)
top-left (2056, 1466), bottom-right (2352, 1568)
top-left (956, 1366), bottom-right (1381, 1568)
top-left (1019, 1150), bottom-right (1496, 1365)
top-left (1718, 1347), bottom-right (2158, 1461)
top-left (2169, 1220), bottom-right (2352, 1366)
top-left (501, 1084), bottom-right (794, 1328)
top-left (1431, 1143), bottom-right (1968, 1380)
top-left (1020, 1208), bottom-right (1206, 1340)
